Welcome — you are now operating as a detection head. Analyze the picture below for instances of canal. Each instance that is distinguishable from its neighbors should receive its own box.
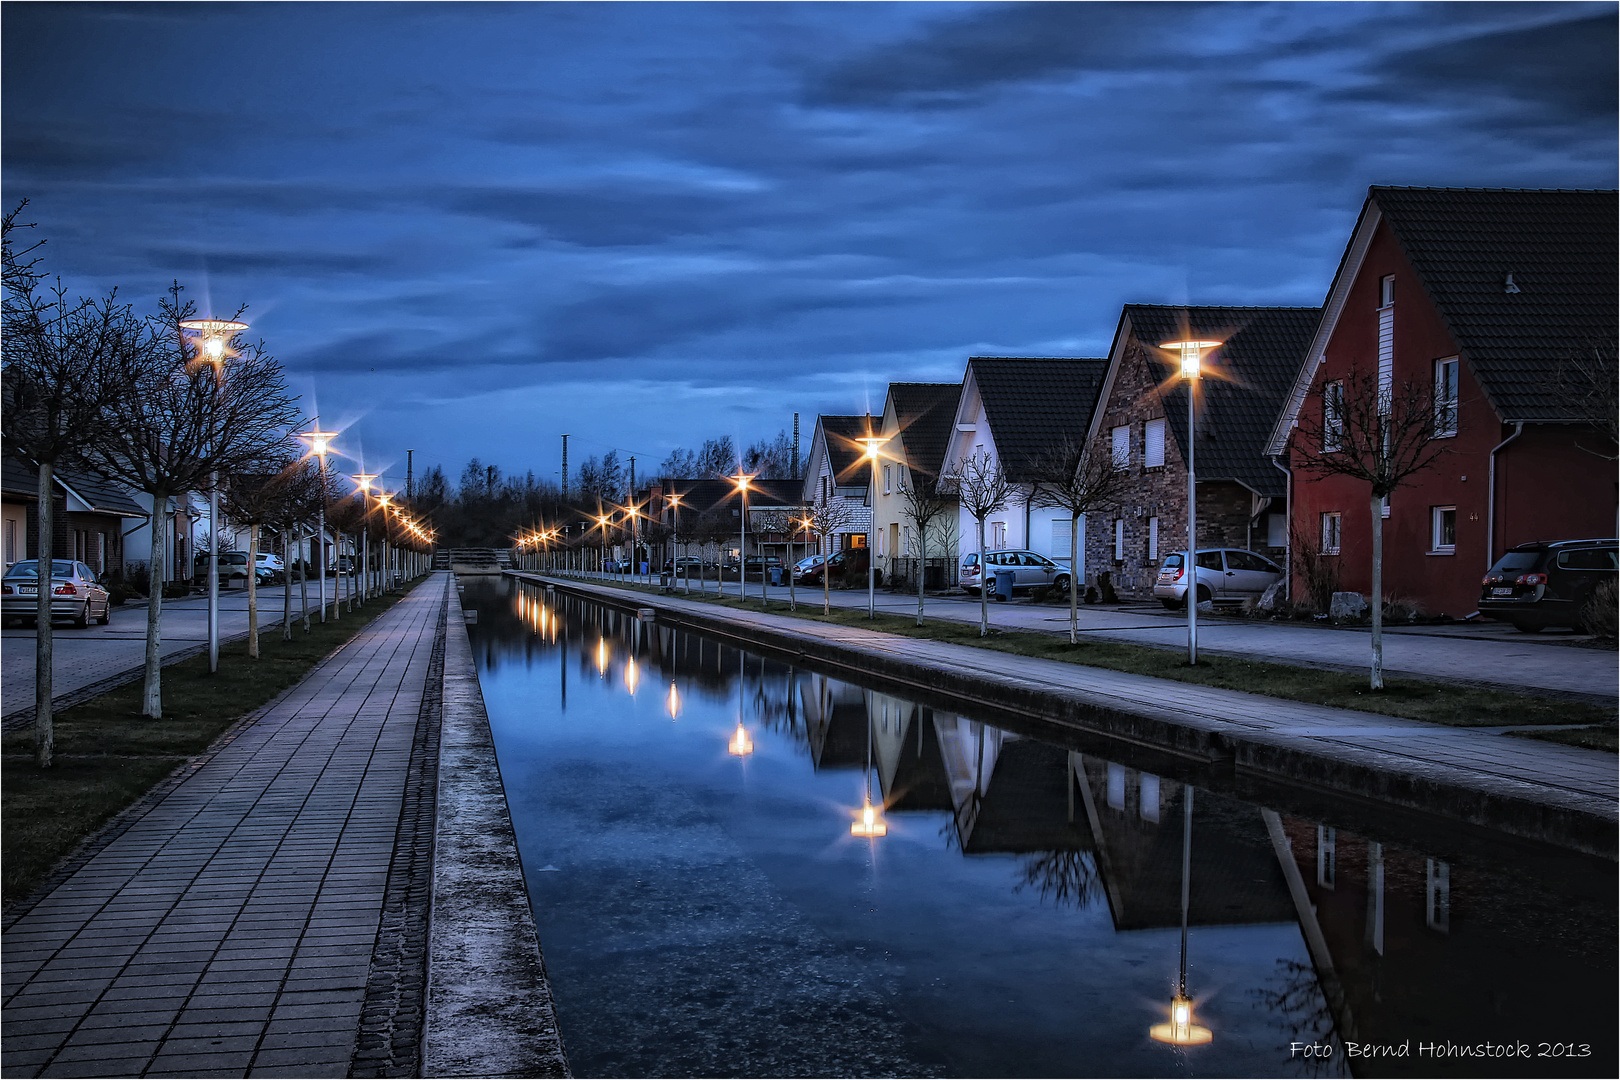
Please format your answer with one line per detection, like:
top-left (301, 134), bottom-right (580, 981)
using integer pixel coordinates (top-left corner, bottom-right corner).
top-left (465, 577), bottom-right (1615, 1078)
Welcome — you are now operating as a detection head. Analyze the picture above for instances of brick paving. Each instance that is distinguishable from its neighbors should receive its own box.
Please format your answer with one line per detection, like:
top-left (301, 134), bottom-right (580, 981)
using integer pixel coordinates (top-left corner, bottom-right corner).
top-left (1, 575), bottom-right (450, 1079)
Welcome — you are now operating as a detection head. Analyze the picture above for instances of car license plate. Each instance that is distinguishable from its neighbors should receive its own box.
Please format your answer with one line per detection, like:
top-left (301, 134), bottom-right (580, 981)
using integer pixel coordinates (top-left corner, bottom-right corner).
top-left (1491, 587), bottom-right (1513, 597)
top-left (17, 586), bottom-right (34, 595)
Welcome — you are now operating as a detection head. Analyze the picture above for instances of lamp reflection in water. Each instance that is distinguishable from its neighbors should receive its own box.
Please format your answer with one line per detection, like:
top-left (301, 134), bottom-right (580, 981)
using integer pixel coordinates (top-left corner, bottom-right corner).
top-left (596, 637), bottom-right (609, 677)
top-left (727, 656), bottom-right (753, 754)
top-left (850, 693), bottom-right (888, 838)
top-left (1149, 785), bottom-right (1212, 1046)
top-left (666, 683), bottom-right (681, 720)
top-left (624, 658), bottom-right (640, 695)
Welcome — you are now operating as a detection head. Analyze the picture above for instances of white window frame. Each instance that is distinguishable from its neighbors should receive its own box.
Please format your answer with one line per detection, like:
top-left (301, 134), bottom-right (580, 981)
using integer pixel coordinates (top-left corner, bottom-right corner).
top-left (1321, 511), bottom-right (1341, 555)
top-left (1111, 425), bottom-right (1130, 468)
top-left (1430, 505), bottom-right (1456, 554)
top-left (1433, 357), bottom-right (1459, 438)
top-left (1143, 418), bottom-right (1165, 468)
top-left (1113, 518), bottom-right (1125, 561)
top-left (882, 463), bottom-right (892, 495)
top-left (1377, 276), bottom-right (1395, 408)
top-left (1147, 516), bottom-right (1159, 560)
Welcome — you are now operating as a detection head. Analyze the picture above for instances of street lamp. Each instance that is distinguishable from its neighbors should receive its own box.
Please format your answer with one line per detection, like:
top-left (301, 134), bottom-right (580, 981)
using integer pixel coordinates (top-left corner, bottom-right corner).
top-left (855, 436), bottom-right (886, 618)
top-left (297, 424), bottom-right (339, 623)
top-left (1160, 337), bottom-right (1221, 665)
top-left (351, 472), bottom-right (376, 604)
top-left (666, 492), bottom-right (686, 592)
top-left (728, 467), bottom-right (756, 602)
top-left (179, 317), bottom-right (248, 674)
top-left (375, 490), bottom-right (395, 590)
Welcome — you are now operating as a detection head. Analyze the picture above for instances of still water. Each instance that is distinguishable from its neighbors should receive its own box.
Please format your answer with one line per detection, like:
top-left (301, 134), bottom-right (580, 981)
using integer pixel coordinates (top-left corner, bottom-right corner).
top-left (467, 578), bottom-right (1615, 1078)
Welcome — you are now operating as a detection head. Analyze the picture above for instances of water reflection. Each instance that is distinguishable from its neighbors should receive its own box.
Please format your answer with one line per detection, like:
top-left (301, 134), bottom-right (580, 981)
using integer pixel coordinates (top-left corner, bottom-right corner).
top-left (472, 579), bottom-right (1616, 1079)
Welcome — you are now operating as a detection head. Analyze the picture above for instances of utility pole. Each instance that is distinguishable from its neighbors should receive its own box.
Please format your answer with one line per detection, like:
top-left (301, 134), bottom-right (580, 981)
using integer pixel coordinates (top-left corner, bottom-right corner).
top-left (792, 413), bottom-right (800, 481)
top-left (629, 455), bottom-right (637, 581)
top-left (561, 434), bottom-right (570, 499)
top-left (406, 450), bottom-right (414, 502)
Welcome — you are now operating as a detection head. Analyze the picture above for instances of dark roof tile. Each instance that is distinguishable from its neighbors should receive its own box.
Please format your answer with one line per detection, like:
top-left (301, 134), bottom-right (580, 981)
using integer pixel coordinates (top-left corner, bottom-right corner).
top-left (967, 357), bottom-right (1110, 482)
top-left (886, 382), bottom-right (960, 479)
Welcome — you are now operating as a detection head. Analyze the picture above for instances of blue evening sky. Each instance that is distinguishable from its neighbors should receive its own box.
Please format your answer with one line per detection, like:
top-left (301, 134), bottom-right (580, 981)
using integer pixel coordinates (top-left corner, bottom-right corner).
top-left (5, 1), bottom-right (1615, 490)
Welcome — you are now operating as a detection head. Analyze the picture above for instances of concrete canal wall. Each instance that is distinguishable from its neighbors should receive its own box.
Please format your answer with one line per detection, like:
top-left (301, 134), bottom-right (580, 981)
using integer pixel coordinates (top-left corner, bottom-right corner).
top-left (518, 573), bottom-right (1616, 860)
top-left (424, 578), bottom-right (570, 1077)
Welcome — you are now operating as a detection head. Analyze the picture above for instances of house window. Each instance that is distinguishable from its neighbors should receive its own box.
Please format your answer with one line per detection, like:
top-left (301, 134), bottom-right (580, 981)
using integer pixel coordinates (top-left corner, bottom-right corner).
top-left (1378, 276), bottom-right (1394, 406)
top-left (820, 475), bottom-right (829, 502)
top-left (897, 466), bottom-right (907, 493)
top-left (1106, 763), bottom-right (1126, 811)
top-left (991, 521), bottom-right (1006, 548)
top-left (1267, 512), bottom-right (1287, 548)
top-left (1113, 518), bottom-right (1125, 561)
top-left (5, 518), bottom-right (16, 564)
top-left (882, 463), bottom-right (892, 494)
top-left (1052, 518), bottom-right (1072, 555)
top-left (1111, 425), bottom-right (1130, 468)
top-left (1431, 506), bottom-right (1456, 554)
top-left (1321, 512), bottom-right (1341, 555)
top-left (1143, 418), bottom-right (1165, 468)
top-left (902, 526), bottom-right (912, 556)
top-left (1426, 859), bottom-right (1450, 933)
top-left (1322, 381), bottom-right (1344, 452)
top-left (1317, 826), bottom-right (1336, 889)
top-left (1140, 773), bottom-right (1160, 823)
top-left (1433, 358), bottom-right (1459, 437)
top-left (1382, 493), bottom-right (1390, 519)
top-left (1148, 516), bottom-right (1159, 560)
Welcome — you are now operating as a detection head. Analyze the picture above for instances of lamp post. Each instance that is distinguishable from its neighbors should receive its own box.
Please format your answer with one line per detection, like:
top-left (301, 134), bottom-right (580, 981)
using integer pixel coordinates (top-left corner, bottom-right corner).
top-left (376, 491), bottom-right (394, 592)
top-left (1149, 785), bottom-right (1212, 1046)
top-left (666, 493), bottom-right (685, 592)
top-left (597, 513), bottom-right (611, 579)
top-left (178, 317), bottom-right (248, 674)
top-left (352, 473), bottom-right (376, 602)
top-left (728, 467), bottom-right (756, 601)
top-left (1161, 338), bottom-right (1220, 666)
top-left (855, 437), bottom-right (886, 619)
top-left (297, 425), bottom-right (339, 623)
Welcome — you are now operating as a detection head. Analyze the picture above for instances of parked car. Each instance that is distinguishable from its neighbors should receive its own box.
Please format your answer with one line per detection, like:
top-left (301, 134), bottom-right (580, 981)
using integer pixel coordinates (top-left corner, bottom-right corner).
top-left (791, 554), bottom-right (826, 582)
top-left (662, 556), bottom-right (710, 576)
top-left (1479, 538), bottom-right (1617, 632)
top-left (959, 549), bottom-right (1071, 597)
top-left (799, 548), bottom-right (881, 587)
top-left (256, 552), bottom-right (286, 584)
top-left (194, 551), bottom-right (251, 587)
top-left (1153, 548), bottom-right (1283, 608)
top-left (1, 559), bottom-right (112, 627)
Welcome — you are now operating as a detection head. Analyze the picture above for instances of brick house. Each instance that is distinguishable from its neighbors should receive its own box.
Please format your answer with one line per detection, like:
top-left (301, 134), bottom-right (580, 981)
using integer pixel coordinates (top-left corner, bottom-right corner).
top-left (941, 357), bottom-right (1110, 571)
top-left (1083, 306), bottom-right (1319, 597)
top-left (870, 382), bottom-right (960, 586)
top-left (1267, 187), bottom-right (1618, 617)
top-left (801, 414), bottom-right (877, 555)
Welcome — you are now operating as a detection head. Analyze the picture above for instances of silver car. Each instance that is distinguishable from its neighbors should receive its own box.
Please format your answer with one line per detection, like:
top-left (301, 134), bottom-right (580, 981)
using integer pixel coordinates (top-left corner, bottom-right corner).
top-left (1154, 548), bottom-right (1282, 608)
top-left (960, 549), bottom-right (1072, 597)
top-left (2, 560), bottom-right (112, 627)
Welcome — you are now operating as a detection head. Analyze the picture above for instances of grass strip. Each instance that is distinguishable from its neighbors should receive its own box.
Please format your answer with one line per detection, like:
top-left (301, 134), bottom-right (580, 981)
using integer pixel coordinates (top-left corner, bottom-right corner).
top-left (553, 576), bottom-right (1615, 731)
top-left (1510, 724), bottom-right (1619, 753)
top-left (2, 582), bottom-right (425, 904)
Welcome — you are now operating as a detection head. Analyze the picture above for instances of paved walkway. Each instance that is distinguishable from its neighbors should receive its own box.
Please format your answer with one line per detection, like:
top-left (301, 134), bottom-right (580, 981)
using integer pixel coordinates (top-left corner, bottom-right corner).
top-left (1, 575), bottom-right (449, 1079)
top-left (2, 586), bottom-right (340, 725)
top-left (554, 569), bottom-right (1619, 700)
top-left (525, 574), bottom-right (1617, 849)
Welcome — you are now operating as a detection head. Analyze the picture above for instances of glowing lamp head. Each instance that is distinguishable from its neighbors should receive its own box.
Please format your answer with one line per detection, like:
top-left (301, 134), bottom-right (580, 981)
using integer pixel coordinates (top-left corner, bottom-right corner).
top-left (205, 337), bottom-right (225, 360)
top-left (1149, 994), bottom-right (1212, 1046)
top-left (856, 436), bottom-right (886, 462)
top-left (299, 428), bottom-right (339, 458)
top-left (1161, 338), bottom-right (1221, 380)
top-left (728, 723), bottom-right (754, 756)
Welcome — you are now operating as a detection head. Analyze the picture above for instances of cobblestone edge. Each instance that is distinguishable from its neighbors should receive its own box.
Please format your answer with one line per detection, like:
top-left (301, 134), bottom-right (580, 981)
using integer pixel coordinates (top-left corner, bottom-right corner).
top-left (350, 581), bottom-right (449, 1077)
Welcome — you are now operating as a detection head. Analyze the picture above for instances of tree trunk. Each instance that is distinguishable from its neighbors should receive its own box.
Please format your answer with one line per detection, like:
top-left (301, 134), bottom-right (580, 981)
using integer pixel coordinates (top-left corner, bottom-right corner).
top-left (299, 534), bottom-right (310, 632)
top-left (916, 527), bottom-right (927, 628)
top-left (1069, 512), bottom-right (1080, 645)
top-left (142, 497), bottom-right (167, 719)
top-left (33, 460), bottom-right (55, 768)
top-left (822, 536), bottom-right (831, 615)
top-left (247, 524), bottom-right (260, 658)
top-left (282, 529), bottom-right (293, 641)
top-left (1369, 493), bottom-right (1384, 690)
top-left (977, 517), bottom-right (989, 637)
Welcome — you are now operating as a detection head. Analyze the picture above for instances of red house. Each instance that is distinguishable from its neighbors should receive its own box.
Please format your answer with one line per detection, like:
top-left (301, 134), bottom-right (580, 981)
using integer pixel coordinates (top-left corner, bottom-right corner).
top-left (1268, 187), bottom-right (1617, 617)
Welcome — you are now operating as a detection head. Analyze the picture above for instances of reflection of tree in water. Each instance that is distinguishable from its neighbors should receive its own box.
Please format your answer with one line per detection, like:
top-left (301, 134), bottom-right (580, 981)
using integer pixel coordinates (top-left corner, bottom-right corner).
top-left (1250, 959), bottom-right (1348, 1078)
top-left (1014, 850), bottom-right (1106, 909)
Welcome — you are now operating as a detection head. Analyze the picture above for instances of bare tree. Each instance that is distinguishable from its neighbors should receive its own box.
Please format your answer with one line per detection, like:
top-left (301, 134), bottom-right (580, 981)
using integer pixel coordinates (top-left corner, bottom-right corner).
top-left (944, 450), bottom-right (1015, 637)
top-left (802, 492), bottom-right (857, 615)
top-left (221, 443), bottom-right (302, 658)
top-left (1028, 436), bottom-right (1130, 643)
top-left (83, 283), bottom-right (302, 718)
top-left (752, 508), bottom-right (793, 608)
top-left (897, 464), bottom-right (952, 627)
top-left (2, 204), bottom-right (146, 767)
top-left (698, 512), bottom-right (732, 597)
top-left (1557, 340), bottom-right (1619, 462)
top-left (264, 457), bottom-right (325, 640)
top-left (1290, 365), bottom-right (1448, 689)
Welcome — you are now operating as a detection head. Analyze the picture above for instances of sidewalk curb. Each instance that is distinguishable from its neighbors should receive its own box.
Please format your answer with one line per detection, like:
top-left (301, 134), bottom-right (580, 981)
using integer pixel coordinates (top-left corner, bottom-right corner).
top-left (527, 573), bottom-right (1616, 860)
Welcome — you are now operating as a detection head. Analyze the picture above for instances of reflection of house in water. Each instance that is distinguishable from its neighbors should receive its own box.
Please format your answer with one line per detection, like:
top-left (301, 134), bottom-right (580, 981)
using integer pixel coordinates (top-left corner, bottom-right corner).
top-left (798, 674), bottom-right (870, 769)
top-left (1075, 755), bottom-right (1294, 931)
top-left (866, 693), bottom-right (952, 813)
top-left (1271, 815), bottom-right (1618, 1077)
top-left (935, 719), bottom-right (1088, 854)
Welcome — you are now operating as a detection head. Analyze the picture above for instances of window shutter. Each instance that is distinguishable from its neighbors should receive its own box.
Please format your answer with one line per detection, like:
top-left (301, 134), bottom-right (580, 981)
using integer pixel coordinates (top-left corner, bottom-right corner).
top-left (1111, 425), bottom-right (1130, 467)
top-left (1377, 279), bottom-right (1394, 407)
top-left (1144, 419), bottom-right (1165, 467)
top-left (1052, 518), bottom-right (1071, 554)
top-left (1148, 516), bottom-right (1159, 560)
top-left (1113, 518), bottom-right (1125, 561)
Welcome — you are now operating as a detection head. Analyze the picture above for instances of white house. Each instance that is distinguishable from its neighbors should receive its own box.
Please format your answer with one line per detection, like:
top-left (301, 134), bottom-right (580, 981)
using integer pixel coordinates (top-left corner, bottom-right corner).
top-left (801, 414), bottom-right (877, 555)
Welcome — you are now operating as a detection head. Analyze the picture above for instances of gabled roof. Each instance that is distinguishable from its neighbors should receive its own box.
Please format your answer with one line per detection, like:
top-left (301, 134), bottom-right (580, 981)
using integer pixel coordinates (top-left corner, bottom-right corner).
top-left (966, 357), bottom-right (1110, 482)
top-left (1374, 186), bottom-right (1616, 421)
top-left (2, 454), bottom-right (38, 500)
top-left (1119, 306), bottom-right (1319, 498)
top-left (0, 454), bottom-right (147, 518)
top-left (814, 414), bottom-right (878, 484)
top-left (1269, 186), bottom-right (1618, 453)
top-left (885, 382), bottom-right (960, 480)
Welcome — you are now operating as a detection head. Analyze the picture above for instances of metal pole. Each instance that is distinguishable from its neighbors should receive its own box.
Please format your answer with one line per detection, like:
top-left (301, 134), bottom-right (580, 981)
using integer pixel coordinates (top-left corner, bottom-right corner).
top-left (362, 527), bottom-right (369, 604)
top-left (208, 476), bottom-right (219, 673)
top-left (868, 454), bottom-right (877, 619)
top-left (1187, 381), bottom-right (1197, 665)
top-left (740, 486), bottom-right (748, 600)
top-left (317, 457), bottom-right (327, 623)
top-left (1180, 785), bottom-right (1193, 995)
